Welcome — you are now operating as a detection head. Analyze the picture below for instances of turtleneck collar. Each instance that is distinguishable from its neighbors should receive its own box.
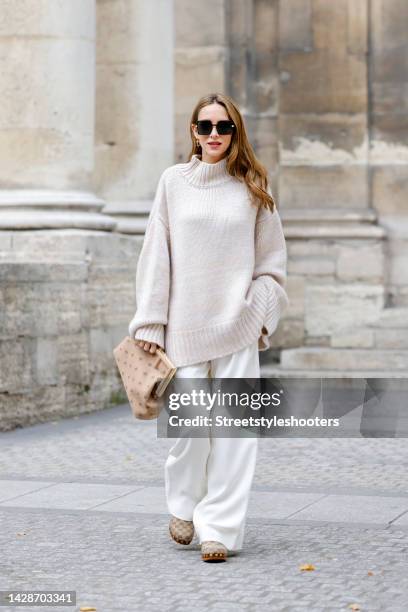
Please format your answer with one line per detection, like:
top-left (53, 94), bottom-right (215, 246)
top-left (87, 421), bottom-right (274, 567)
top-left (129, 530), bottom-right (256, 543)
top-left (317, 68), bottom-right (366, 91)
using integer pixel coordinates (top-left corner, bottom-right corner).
top-left (179, 153), bottom-right (232, 188)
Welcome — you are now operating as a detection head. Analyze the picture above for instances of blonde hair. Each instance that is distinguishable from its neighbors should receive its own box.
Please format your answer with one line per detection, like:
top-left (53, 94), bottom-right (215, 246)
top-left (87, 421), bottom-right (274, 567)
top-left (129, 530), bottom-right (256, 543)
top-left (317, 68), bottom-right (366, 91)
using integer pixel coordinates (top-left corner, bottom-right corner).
top-left (188, 92), bottom-right (276, 212)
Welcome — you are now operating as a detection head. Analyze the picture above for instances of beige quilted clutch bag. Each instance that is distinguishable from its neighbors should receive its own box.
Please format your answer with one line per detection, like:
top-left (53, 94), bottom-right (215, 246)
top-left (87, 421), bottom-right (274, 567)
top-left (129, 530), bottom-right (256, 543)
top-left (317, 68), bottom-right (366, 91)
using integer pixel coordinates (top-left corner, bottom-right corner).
top-left (113, 336), bottom-right (177, 420)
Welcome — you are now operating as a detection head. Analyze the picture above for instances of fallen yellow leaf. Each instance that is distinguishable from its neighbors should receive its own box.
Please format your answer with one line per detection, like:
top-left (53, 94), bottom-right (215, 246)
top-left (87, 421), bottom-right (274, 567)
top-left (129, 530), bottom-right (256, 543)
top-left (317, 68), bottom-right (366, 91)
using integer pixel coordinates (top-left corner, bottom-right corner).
top-left (80, 607), bottom-right (97, 611)
top-left (299, 563), bottom-right (315, 571)
top-left (349, 604), bottom-right (361, 611)
top-left (367, 571), bottom-right (373, 576)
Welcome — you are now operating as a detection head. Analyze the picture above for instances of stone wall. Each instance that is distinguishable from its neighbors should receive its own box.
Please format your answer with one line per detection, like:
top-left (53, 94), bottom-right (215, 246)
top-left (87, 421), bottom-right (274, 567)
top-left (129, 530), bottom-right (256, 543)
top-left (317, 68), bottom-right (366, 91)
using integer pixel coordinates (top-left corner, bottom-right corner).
top-left (1, 0), bottom-right (407, 430)
top-left (0, 230), bottom-right (141, 431)
top-left (174, 0), bottom-right (408, 374)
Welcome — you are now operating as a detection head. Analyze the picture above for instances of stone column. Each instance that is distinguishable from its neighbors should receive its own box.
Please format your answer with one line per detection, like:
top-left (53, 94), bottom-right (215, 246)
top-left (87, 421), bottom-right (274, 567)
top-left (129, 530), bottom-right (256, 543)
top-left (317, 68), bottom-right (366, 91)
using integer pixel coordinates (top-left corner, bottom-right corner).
top-left (95, 0), bottom-right (174, 234)
top-left (0, 0), bottom-right (114, 230)
top-left (174, 0), bottom-right (228, 161)
top-left (0, 0), bottom-right (122, 431)
top-left (370, 0), bottom-right (408, 306)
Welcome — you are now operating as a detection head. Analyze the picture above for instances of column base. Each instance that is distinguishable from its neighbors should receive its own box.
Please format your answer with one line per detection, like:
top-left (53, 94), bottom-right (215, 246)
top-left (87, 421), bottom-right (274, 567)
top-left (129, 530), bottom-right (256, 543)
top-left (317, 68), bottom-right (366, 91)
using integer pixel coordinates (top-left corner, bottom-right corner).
top-left (0, 190), bottom-right (117, 231)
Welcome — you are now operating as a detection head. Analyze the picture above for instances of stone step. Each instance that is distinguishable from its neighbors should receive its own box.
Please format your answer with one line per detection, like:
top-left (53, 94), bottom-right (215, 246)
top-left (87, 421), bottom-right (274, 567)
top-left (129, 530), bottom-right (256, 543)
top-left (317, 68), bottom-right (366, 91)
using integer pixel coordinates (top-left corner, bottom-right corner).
top-left (261, 365), bottom-right (407, 379)
top-left (284, 224), bottom-right (384, 239)
top-left (282, 208), bottom-right (378, 223)
top-left (281, 207), bottom-right (384, 238)
top-left (279, 348), bottom-right (408, 371)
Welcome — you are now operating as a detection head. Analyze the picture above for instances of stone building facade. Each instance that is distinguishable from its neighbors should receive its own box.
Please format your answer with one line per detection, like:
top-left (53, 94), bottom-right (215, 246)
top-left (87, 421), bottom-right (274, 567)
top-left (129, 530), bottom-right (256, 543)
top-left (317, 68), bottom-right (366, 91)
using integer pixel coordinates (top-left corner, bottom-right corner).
top-left (0, 0), bottom-right (407, 429)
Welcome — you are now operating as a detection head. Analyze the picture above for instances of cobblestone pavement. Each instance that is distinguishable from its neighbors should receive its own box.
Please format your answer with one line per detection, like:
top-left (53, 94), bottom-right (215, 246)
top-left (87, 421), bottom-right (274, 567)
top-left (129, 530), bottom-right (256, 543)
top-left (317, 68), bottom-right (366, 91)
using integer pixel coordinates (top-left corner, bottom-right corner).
top-left (0, 404), bottom-right (407, 612)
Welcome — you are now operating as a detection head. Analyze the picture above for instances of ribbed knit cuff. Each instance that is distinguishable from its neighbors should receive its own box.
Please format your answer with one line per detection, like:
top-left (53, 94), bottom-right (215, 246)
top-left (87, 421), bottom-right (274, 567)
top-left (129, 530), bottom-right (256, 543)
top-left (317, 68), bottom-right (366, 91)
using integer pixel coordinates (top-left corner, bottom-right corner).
top-left (132, 323), bottom-right (164, 348)
top-left (261, 276), bottom-right (289, 337)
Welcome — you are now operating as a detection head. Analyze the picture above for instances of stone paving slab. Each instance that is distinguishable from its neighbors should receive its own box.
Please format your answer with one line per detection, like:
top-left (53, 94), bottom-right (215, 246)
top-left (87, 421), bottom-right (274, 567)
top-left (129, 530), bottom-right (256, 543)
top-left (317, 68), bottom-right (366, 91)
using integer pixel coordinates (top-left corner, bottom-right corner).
top-left (0, 479), bottom-right (55, 502)
top-left (0, 509), bottom-right (407, 612)
top-left (92, 483), bottom-right (169, 513)
top-left (393, 512), bottom-right (408, 526)
top-left (0, 481), bottom-right (140, 510)
top-left (1, 479), bottom-right (408, 529)
top-left (291, 493), bottom-right (408, 525)
top-left (248, 490), bottom-right (326, 520)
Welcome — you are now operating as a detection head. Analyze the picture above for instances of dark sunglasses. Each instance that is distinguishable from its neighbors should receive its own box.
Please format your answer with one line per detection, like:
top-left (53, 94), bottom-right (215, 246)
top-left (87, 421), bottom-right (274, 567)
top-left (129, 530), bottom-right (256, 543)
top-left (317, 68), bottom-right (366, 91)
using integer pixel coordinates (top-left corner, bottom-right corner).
top-left (196, 120), bottom-right (235, 135)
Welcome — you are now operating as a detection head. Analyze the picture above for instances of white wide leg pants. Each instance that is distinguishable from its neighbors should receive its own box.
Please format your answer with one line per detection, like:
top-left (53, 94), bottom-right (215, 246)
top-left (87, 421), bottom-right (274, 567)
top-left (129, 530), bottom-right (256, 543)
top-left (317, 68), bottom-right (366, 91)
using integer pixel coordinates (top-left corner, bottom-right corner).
top-left (164, 341), bottom-right (260, 551)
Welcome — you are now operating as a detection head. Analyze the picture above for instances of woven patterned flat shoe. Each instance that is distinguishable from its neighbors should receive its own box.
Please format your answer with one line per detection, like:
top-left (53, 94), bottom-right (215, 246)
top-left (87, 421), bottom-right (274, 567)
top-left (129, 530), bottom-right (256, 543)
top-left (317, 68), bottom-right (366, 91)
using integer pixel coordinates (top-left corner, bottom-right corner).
top-left (201, 540), bottom-right (228, 562)
top-left (169, 515), bottom-right (194, 545)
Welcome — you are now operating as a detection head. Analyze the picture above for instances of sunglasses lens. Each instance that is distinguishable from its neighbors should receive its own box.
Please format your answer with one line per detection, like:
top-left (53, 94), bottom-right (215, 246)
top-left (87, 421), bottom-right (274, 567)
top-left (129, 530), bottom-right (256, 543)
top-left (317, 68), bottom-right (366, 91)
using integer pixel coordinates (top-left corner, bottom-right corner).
top-left (196, 120), bottom-right (235, 135)
top-left (217, 121), bottom-right (234, 135)
top-left (197, 120), bottom-right (212, 135)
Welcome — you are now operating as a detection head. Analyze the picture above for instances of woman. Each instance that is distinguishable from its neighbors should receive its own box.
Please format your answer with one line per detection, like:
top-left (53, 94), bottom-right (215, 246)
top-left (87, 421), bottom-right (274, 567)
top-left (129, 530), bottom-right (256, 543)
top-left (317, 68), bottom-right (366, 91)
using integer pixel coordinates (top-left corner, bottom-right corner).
top-left (129, 92), bottom-right (289, 562)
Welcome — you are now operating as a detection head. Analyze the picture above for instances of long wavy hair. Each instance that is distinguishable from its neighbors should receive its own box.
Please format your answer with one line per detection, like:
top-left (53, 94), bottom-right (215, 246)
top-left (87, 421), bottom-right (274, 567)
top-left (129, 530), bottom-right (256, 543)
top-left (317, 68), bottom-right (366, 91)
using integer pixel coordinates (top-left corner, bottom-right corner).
top-left (188, 93), bottom-right (276, 212)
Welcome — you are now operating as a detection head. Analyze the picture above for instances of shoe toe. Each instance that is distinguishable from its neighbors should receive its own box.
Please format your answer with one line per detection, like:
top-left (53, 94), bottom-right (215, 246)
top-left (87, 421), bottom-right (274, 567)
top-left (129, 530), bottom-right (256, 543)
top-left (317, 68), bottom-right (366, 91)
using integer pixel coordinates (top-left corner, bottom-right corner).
top-left (169, 516), bottom-right (194, 545)
top-left (201, 540), bottom-right (228, 562)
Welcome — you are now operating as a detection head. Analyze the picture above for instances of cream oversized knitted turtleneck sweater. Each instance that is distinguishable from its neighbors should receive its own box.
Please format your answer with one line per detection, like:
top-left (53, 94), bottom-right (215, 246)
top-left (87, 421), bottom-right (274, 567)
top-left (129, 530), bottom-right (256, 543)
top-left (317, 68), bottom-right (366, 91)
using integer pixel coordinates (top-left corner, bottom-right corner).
top-left (128, 153), bottom-right (289, 368)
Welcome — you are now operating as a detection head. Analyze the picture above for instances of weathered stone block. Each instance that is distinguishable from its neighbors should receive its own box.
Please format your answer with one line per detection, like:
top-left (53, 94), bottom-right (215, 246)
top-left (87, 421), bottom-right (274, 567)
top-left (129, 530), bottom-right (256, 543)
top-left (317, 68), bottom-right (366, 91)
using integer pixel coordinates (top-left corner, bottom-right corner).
top-left (305, 284), bottom-right (385, 336)
top-left (389, 239), bottom-right (408, 286)
top-left (279, 166), bottom-right (368, 210)
top-left (288, 239), bottom-right (335, 258)
top-left (269, 318), bottom-right (304, 348)
top-left (0, 338), bottom-right (35, 393)
top-left (374, 329), bottom-right (408, 349)
top-left (280, 49), bottom-right (366, 114)
top-left (0, 279), bottom-right (85, 339)
top-left (331, 328), bottom-right (375, 348)
top-left (0, 385), bottom-right (66, 432)
top-left (252, 77), bottom-right (278, 127)
top-left (370, 114), bottom-right (408, 164)
top-left (312, 0), bottom-right (368, 54)
top-left (279, 0), bottom-right (312, 51)
top-left (346, 0), bottom-right (368, 54)
top-left (372, 166), bottom-right (408, 216)
top-left (372, 82), bottom-right (408, 116)
top-left (36, 337), bottom-right (59, 385)
top-left (286, 275), bottom-right (305, 318)
top-left (175, 0), bottom-right (226, 47)
top-left (175, 47), bottom-right (226, 115)
top-left (254, 0), bottom-right (278, 52)
top-left (56, 333), bottom-right (90, 385)
top-left (89, 325), bottom-right (126, 373)
top-left (280, 113), bottom-right (367, 165)
top-left (313, 0), bottom-right (349, 50)
top-left (336, 241), bottom-right (384, 281)
top-left (252, 115), bottom-right (279, 172)
top-left (97, 0), bottom-right (140, 63)
top-left (0, 0), bottom-right (94, 38)
top-left (374, 307), bottom-right (408, 328)
top-left (281, 347), bottom-right (408, 370)
top-left (371, 0), bottom-right (408, 114)
top-left (288, 256), bottom-right (336, 276)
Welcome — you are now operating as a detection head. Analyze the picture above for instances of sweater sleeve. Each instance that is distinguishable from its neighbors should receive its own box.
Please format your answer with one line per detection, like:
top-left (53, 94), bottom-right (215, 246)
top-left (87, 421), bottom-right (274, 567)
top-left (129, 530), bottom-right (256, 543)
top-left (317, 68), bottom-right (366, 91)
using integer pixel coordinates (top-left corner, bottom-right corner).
top-left (128, 172), bottom-right (171, 349)
top-left (252, 200), bottom-right (289, 351)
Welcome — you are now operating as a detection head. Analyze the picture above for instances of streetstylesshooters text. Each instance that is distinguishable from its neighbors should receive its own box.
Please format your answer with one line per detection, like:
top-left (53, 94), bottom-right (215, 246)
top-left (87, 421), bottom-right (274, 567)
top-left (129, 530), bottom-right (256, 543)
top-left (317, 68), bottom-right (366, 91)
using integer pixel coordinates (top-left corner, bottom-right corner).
top-left (166, 389), bottom-right (340, 429)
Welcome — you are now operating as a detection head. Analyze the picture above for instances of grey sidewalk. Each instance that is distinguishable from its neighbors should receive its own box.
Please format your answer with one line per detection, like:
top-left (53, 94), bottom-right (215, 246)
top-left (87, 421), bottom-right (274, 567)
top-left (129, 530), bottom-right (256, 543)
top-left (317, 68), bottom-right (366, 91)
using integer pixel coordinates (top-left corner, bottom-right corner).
top-left (1, 404), bottom-right (408, 612)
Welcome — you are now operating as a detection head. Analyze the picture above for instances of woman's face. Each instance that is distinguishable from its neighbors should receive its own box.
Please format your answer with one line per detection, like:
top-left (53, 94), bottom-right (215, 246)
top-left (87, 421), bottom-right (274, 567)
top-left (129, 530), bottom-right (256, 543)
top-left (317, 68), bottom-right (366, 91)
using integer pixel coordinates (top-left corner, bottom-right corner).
top-left (191, 103), bottom-right (233, 163)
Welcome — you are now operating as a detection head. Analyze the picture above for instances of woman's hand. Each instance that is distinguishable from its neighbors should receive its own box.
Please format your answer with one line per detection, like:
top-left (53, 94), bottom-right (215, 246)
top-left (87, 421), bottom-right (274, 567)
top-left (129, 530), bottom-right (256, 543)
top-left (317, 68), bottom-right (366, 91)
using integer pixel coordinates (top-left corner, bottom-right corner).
top-left (136, 340), bottom-right (160, 354)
